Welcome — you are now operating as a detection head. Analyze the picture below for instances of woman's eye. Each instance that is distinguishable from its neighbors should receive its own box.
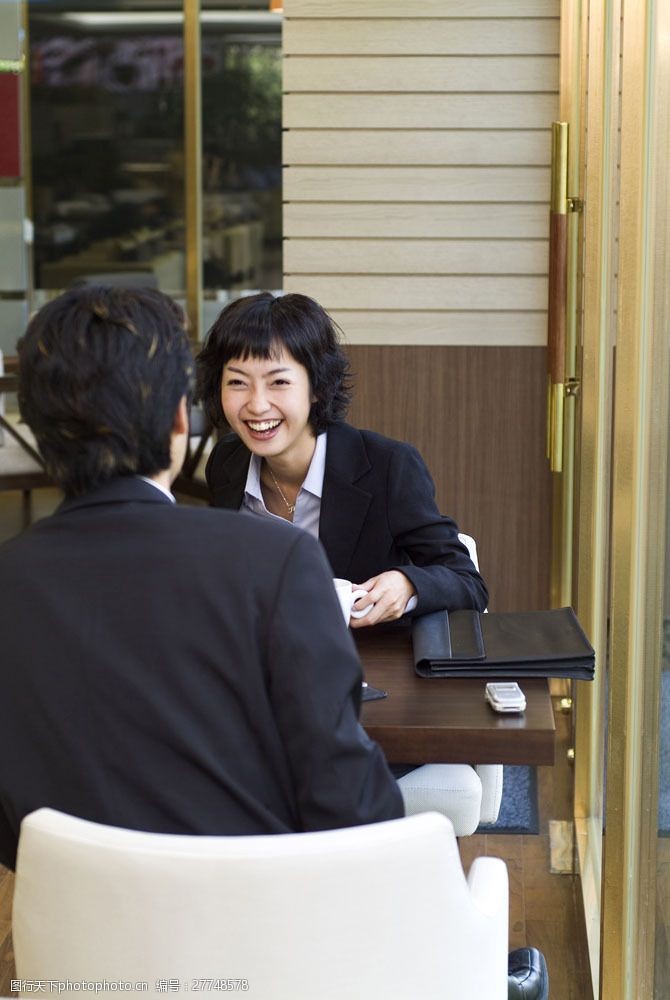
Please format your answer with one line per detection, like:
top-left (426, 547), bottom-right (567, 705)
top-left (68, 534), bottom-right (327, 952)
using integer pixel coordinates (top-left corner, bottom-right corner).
top-left (272, 378), bottom-right (290, 386)
top-left (225, 379), bottom-right (245, 387)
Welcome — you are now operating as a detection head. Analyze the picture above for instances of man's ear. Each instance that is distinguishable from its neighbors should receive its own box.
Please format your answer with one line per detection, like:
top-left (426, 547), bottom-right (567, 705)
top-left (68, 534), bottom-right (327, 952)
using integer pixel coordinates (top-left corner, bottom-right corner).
top-left (173, 396), bottom-right (189, 437)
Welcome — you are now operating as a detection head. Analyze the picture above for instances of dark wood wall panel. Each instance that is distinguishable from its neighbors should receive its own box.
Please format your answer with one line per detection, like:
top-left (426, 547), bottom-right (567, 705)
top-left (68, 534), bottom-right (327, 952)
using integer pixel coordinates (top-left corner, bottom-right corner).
top-left (346, 345), bottom-right (551, 613)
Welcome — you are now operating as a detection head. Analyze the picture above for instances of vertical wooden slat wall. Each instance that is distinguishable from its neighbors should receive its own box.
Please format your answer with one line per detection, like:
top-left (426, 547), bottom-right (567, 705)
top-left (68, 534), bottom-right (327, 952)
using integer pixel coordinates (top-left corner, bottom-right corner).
top-left (282, 0), bottom-right (558, 611)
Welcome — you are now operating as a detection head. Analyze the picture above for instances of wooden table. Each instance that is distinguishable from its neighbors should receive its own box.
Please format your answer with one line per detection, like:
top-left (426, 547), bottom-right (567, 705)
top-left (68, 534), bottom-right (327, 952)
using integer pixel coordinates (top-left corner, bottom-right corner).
top-left (356, 627), bottom-right (555, 766)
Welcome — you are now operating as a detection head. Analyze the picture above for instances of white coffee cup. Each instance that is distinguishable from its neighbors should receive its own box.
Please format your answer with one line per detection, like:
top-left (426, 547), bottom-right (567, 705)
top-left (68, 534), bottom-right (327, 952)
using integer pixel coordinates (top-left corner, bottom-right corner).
top-left (333, 578), bottom-right (373, 625)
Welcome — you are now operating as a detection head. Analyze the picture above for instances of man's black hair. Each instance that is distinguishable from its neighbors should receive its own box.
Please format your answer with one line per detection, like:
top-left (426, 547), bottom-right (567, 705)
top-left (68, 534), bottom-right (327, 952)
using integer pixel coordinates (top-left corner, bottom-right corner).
top-left (18, 286), bottom-right (193, 497)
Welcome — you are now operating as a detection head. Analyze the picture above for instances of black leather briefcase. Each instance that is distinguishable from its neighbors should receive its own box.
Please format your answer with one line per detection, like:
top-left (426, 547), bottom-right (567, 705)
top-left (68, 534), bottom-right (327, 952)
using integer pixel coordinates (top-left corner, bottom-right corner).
top-left (413, 606), bottom-right (595, 680)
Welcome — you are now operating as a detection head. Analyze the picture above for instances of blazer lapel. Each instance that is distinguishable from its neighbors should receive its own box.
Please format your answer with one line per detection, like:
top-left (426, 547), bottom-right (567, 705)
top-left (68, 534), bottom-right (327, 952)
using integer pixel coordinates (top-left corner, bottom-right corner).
top-left (210, 437), bottom-right (250, 509)
top-left (319, 423), bottom-right (373, 578)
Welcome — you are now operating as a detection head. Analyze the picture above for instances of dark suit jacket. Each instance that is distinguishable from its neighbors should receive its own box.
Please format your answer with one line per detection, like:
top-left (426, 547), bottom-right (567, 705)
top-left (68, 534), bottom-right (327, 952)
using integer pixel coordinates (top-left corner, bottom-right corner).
top-left (0, 476), bottom-right (402, 870)
top-left (206, 421), bottom-right (488, 616)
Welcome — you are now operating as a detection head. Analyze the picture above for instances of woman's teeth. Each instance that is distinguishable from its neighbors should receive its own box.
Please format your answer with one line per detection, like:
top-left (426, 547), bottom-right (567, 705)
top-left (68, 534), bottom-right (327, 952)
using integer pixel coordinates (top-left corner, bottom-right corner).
top-left (247, 420), bottom-right (281, 432)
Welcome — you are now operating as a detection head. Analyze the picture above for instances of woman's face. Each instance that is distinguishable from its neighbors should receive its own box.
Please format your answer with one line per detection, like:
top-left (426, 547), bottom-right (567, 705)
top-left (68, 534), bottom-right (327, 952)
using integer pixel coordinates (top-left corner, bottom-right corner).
top-left (220, 346), bottom-right (316, 469)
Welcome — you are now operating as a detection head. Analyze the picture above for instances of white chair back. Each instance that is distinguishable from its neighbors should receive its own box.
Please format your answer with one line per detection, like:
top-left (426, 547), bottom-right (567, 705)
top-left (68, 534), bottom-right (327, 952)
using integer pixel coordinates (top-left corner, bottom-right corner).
top-left (13, 808), bottom-right (508, 1000)
top-left (458, 531), bottom-right (480, 569)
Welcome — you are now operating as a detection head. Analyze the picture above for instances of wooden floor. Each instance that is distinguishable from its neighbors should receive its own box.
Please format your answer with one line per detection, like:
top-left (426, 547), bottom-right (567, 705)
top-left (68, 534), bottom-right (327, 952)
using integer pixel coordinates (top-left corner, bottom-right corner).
top-left (0, 487), bottom-right (593, 998)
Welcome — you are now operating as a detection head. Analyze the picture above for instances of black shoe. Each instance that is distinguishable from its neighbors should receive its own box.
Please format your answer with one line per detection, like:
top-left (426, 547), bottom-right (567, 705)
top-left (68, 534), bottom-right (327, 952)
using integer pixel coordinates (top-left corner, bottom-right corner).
top-left (507, 947), bottom-right (549, 1000)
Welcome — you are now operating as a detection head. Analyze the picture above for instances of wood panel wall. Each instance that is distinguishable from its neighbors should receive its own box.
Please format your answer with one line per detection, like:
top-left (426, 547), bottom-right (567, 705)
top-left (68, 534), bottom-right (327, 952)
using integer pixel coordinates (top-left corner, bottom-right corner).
top-left (346, 346), bottom-right (551, 612)
top-left (282, 0), bottom-right (557, 609)
top-left (283, 0), bottom-right (559, 346)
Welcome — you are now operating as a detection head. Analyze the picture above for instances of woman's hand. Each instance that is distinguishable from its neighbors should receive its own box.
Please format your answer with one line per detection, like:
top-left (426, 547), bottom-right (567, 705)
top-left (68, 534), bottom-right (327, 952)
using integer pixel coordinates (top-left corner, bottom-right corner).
top-left (349, 570), bottom-right (416, 628)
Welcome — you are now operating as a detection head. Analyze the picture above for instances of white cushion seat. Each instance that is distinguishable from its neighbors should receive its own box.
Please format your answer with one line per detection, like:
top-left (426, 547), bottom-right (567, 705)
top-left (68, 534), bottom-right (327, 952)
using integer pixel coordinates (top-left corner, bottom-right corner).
top-left (398, 763), bottom-right (483, 835)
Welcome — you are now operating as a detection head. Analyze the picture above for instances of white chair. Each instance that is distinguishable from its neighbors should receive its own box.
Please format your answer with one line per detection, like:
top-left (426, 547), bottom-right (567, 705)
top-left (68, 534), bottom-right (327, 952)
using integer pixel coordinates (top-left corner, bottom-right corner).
top-left (13, 808), bottom-right (509, 1000)
top-left (397, 533), bottom-right (504, 833)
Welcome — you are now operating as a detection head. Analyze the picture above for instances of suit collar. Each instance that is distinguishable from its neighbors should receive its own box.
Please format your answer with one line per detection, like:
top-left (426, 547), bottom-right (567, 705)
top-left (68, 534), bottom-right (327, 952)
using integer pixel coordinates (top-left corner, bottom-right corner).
top-left (319, 423), bottom-right (373, 578)
top-left (57, 475), bottom-right (175, 515)
top-left (210, 434), bottom-right (251, 509)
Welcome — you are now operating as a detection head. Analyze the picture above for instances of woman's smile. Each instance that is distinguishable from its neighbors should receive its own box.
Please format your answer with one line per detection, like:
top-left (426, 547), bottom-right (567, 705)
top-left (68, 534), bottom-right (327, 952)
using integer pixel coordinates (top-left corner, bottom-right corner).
top-left (244, 418), bottom-right (283, 440)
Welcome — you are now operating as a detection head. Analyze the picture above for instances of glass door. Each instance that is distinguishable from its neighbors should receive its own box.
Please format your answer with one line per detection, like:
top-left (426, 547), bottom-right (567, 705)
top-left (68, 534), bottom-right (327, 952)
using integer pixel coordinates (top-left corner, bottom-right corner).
top-left (574, 1), bottom-right (670, 998)
top-left (573, 1), bottom-right (621, 995)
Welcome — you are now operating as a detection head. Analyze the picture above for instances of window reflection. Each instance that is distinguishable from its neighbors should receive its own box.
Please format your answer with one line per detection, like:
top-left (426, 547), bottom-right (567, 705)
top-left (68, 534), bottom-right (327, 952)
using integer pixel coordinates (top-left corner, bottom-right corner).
top-left (27, 4), bottom-right (282, 300)
top-left (202, 37), bottom-right (282, 294)
top-left (29, 14), bottom-right (186, 293)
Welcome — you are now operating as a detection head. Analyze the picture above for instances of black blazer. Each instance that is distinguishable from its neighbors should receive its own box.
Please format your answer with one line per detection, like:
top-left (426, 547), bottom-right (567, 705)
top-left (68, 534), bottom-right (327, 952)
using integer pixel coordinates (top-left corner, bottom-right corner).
top-left (0, 476), bottom-right (402, 869)
top-left (206, 421), bottom-right (488, 616)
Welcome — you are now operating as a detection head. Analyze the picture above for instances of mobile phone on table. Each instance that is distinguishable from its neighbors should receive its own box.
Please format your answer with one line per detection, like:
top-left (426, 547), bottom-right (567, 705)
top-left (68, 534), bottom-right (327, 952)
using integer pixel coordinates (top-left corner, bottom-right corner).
top-left (485, 681), bottom-right (526, 713)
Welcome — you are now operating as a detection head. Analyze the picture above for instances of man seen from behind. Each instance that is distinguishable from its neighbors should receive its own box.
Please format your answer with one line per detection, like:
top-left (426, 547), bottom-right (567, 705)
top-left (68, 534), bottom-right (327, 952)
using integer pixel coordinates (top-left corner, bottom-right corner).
top-left (0, 286), bottom-right (403, 870)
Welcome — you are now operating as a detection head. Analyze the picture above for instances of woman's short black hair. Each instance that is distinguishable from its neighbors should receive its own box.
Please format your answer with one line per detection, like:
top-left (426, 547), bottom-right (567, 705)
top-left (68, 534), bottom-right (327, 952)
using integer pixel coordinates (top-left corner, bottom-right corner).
top-left (18, 286), bottom-right (193, 497)
top-left (197, 292), bottom-right (352, 434)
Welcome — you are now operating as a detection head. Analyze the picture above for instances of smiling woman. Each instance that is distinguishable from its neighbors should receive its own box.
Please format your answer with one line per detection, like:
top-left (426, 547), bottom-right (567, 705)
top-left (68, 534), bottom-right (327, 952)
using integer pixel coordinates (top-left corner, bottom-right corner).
top-left (196, 292), bottom-right (487, 627)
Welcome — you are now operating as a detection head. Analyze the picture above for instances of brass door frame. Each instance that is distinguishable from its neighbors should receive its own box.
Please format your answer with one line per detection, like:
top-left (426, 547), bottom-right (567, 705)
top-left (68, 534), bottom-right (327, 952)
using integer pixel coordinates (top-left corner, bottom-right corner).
top-left (573, 0), bottom-right (622, 994)
top-left (184, 0), bottom-right (203, 342)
